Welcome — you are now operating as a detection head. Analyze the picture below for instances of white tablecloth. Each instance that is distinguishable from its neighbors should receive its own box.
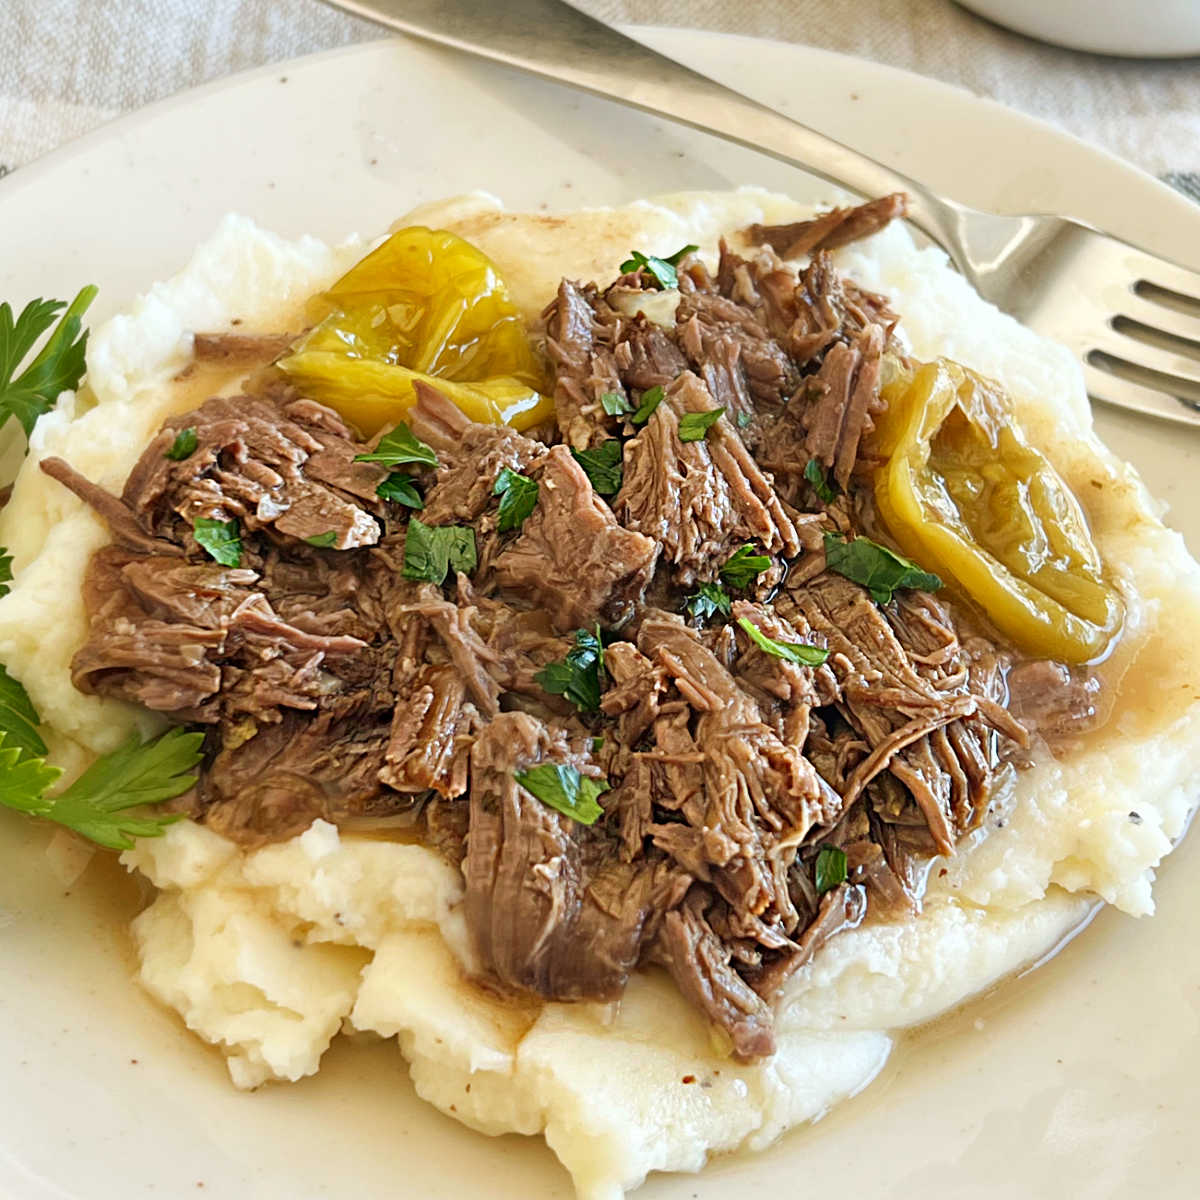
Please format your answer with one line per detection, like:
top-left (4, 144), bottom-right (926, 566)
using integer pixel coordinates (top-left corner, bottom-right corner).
top-left (1, 0), bottom-right (1197, 201)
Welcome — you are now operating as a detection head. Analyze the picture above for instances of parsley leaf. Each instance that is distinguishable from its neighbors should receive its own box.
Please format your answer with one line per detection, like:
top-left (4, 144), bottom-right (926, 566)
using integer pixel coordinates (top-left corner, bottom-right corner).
top-left (736, 411), bottom-right (753, 429)
top-left (736, 616), bottom-right (829, 666)
top-left (353, 422), bottom-right (438, 469)
top-left (0, 663), bottom-right (48, 759)
top-left (402, 517), bottom-right (476, 583)
top-left (0, 693), bottom-right (202, 851)
top-left (377, 472), bottom-right (423, 508)
top-left (685, 581), bottom-right (732, 621)
top-left (535, 627), bottom-right (605, 712)
top-left (570, 440), bottom-right (623, 496)
top-left (618, 244), bottom-right (699, 290)
top-left (0, 547), bottom-right (11, 599)
top-left (165, 427), bottom-right (198, 461)
top-left (823, 532), bottom-right (942, 605)
top-left (678, 407), bottom-right (725, 443)
top-left (720, 543), bottom-right (772, 590)
top-left (631, 385), bottom-right (664, 425)
top-left (815, 845), bottom-right (848, 894)
top-left (514, 762), bottom-right (608, 826)
top-left (304, 531), bottom-right (338, 548)
top-left (193, 517), bottom-right (242, 567)
top-left (492, 467), bottom-right (539, 532)
top-left (804, 458), bottom-right (837, 504)
top-left (600, 391), bottom-right (632, 416)
top-left (0, 285), bottom-right (98, 438)
top-left (42, 728), bottom-right (202, 850)
top-left (590, 736), bottom-right (605, 754)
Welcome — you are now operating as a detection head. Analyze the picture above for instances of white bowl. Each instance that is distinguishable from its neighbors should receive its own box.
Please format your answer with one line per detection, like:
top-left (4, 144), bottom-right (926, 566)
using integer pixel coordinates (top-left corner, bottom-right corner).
top-left (957, 0), bottom-right (1200, 56)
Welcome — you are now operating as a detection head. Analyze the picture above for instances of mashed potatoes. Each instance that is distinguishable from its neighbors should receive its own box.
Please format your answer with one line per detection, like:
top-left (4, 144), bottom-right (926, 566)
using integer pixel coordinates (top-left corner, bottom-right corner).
top-left (1, 191), bottom-right (1198, 1200)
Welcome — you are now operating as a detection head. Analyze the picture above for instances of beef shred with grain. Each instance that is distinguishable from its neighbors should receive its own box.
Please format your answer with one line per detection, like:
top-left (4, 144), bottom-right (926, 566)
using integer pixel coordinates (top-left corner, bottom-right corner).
top-left (43, 196), bottom-right (1103, 1059)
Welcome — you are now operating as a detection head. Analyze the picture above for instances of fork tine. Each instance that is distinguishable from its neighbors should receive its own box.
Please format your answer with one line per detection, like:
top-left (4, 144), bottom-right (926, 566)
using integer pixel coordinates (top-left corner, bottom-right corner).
top-left (1118, 295), bottom-right (1200, 347)
top-left (1122, 247), bottom-right (1200, 307)
top-left (1089, 330), bottom-right (1200, 392)
top-left (1083, 361), bottom-right (1200, 427)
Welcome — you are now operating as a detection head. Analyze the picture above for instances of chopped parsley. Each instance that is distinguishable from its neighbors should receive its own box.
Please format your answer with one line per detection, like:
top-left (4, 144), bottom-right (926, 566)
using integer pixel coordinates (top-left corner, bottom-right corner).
top-left (600, 391), bottom-right (632, 416)
top-left (377, 472), bottom-right (423, 508)
top-left (678, 407), bottom-right (725, 443)
top-left (720, 543), bottom-right (772, 590)
top-left (823, 532), bottom-right (941, 606)
top-left (590, 736), bottom-right (605, 754)
top-left (353, 422), bottom-right (438, 469)
top-left (304, 531), bottom-right (338, 548)
top-left (193, 516), bottom-right (242, 567)
top-left (685, 581), bottom-right (732, 621)
top-left (0, 285), bottom-right (98, 439)
top-left (514, 762), bottom-right (608, 826)
top-left (535, 627), bottom-right (605, 713)
top-left (492, 467), bottom-right (539, 532)
top-left (736, 616), bottom-right (829, 666)
top-left (402, 518), bottom-right (476, 584)
top-left (617, 244), bottom-right (698, 291)
top-left (736, 411), bottom-right (753, 429)
top-left (165, 426), bottom-right (198, 461)
top-left (804, 458), bottom-right (837, 504)
top-left (631, 385), bottom-right (664, 425)
top-left (815, 845), bottom-right (848, 894)
top-left (570, 440), bottom-right (623, 496)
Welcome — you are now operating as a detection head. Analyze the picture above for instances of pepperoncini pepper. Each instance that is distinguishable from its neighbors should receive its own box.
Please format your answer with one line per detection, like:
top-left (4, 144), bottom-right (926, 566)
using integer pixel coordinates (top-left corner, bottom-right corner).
top-left (276, 226), bottom-right (553, 435)
top-left (871, 358), bottom-right (1123, 663)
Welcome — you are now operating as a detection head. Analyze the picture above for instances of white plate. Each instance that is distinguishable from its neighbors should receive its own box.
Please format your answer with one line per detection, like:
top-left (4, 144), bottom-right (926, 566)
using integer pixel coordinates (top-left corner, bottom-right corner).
top-left (1, 30), bottom-right (1198, 1200)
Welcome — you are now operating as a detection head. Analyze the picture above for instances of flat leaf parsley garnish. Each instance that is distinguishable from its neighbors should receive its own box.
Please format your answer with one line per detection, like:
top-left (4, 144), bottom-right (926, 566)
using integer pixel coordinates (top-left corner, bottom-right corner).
top-left (736, 617), bottom-right (829, 667)
top-left (678, 407), bottom-right (725, 443)
top-left (377, 473), bottom-right (423, 509)
top-left (304, 531), bottom-right (338, 548)
top-left (685, 581), bottom-right (732, 621)
top-left (492, 466), bottom-right (539, 532)
top-left (600, 391), bottom-right (632, 417)
top-left (402, 517), bottom-right (476, 584)
top-left (618, 244), bottom-right (699, 291)
top-left (631, 385), bottom-right (664, 425)
top-left (353, 421), bottom-right (439, 469)
top-left (0, 663), bottom-right (48, 759)
top-left (193, 516), bottom-right (243, 567)
top-left (823, 531), bottom-right (942, 606)
top-left (815, 845), bottom-right (848, 894)
top-left (514, 762), bottom-right (608, 826)
top-left (0, 285), bottom-right (98, 438)
top-left (536, 626), bottom-right (605, 713)
top-left (570, 440), bottom-right (623, 496)
top-left (0, 665), bottom-right (203, 850)
top-left (720, 543), bottom-right (772, 590)
top-left (804, 458), bottom-right (837, 504)
top-left (0, 547), bottom-right (11, 599)
top-left (165, 426), bottom-right (198, 461)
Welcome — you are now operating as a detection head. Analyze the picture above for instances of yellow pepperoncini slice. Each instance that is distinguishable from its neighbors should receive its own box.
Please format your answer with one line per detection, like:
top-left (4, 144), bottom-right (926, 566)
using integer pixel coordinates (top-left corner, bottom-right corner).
top-left (872, 358), bottom-right (1123, 663)
top-left (276, 226), bottom-right (553, 436)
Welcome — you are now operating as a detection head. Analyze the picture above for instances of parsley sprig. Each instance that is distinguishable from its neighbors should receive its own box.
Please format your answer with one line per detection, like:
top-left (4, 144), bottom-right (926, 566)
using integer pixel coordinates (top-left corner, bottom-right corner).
top-left (0, 665), bottom-right (203, 850)
top-left (0, 286), bottom-right (98, 438)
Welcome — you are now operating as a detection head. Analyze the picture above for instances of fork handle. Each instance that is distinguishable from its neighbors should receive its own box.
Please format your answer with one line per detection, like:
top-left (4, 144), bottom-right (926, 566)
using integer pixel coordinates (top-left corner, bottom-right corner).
top-left (325, 0), bottom-right (965, 257)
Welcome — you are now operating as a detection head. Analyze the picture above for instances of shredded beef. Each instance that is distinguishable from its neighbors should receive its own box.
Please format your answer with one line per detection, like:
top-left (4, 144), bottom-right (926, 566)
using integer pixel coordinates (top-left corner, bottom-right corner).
top-left (46, 193), bottom-right (1106, 1060)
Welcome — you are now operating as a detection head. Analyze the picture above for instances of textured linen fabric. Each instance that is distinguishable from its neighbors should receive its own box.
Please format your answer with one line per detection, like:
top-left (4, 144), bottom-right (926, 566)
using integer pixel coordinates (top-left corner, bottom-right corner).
top-left (0, 0), bottom-right (1196, 197)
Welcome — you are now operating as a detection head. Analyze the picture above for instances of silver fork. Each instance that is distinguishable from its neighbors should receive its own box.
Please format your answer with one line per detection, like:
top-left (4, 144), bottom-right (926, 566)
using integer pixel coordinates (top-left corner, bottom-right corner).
top-left (326, 0), bottom-right (1200, 427)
